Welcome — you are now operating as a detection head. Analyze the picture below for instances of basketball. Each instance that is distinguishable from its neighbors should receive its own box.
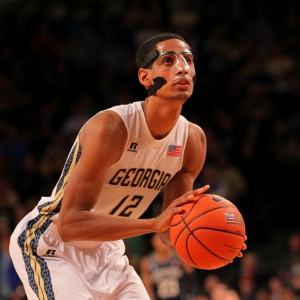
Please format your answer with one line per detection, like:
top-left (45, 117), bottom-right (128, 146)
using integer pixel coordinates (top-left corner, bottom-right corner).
top-left (170, 194), bottom-right (246, 270)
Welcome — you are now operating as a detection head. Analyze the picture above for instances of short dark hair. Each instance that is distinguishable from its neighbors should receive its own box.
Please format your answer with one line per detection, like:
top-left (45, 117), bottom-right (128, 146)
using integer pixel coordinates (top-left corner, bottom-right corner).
top-left (135, 33), bottom-right (189, 69)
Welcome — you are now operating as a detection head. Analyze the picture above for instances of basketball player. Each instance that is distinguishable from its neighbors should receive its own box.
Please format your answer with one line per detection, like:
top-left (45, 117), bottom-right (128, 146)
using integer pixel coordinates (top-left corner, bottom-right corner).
top-left (9, 33), bottom-right (247, 299)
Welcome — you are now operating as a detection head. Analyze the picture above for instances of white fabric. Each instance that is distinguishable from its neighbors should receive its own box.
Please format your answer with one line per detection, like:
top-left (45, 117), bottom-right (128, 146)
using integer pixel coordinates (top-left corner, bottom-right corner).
top-left (10, 208), bottom-right (150, 300)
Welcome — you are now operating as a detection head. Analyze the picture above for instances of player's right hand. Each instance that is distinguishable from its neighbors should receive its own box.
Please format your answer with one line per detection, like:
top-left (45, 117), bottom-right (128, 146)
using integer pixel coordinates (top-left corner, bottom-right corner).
top-left (237, 235), bottom-right (247, 258)
top-left (153, 185), bottom-right (210, 233)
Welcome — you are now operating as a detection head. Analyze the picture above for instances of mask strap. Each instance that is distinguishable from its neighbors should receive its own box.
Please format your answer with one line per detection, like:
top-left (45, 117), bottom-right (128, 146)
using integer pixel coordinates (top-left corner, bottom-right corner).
top-left (140, 49), bottom-right (159, 69)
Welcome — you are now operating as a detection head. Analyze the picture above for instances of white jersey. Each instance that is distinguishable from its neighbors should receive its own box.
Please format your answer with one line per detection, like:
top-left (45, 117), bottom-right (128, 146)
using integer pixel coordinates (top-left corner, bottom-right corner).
top-left (48, 101), bottom-right (189, 221)
top-left (93, 101), bottom-right (189, 217)
top-left (10, 101), bottom-right (189, 300)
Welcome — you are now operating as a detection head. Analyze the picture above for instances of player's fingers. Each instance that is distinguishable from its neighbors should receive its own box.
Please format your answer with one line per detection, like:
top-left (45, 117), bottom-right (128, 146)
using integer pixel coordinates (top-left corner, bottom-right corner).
top-left (179, 185), bottom-right (210, 199)
top-left (172, 194), bottom-right (196, 208)
top-left (170, 185), bottom-right (211, 211)
top-left (237, 252), bottom-right (243, 258)
top-left (172, 185), bottom-right (211, 208)
top-left (194, 185), bottom-right (210, 195)
top-left (241, 243), bottom-right (247, 250)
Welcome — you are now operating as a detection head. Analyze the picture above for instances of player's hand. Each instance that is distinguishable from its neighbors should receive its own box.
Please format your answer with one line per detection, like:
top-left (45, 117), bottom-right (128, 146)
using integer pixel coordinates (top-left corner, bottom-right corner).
top-left (194, 184), bottom-right (211, 195)
top-left (236, 235), bottom-right (247, 258)
top-left (153, 185), bottom-right (210, 233)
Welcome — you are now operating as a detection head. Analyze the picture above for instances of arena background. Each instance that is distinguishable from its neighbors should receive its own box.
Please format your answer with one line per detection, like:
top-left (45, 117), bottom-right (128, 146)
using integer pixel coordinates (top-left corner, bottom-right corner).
top-left (0, 0), bottom-right (300, 298)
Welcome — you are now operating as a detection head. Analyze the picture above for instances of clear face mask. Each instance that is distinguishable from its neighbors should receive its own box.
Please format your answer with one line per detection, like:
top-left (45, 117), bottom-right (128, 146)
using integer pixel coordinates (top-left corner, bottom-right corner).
top-left (154, 51), bottom-right (195, 78)
top-left (141, 48), bottom-right (197, 96)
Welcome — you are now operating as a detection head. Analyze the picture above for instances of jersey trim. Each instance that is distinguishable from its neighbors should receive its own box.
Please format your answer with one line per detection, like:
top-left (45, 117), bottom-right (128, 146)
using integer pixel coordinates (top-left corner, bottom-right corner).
top-left (17, 140), bottom-right (82, 299)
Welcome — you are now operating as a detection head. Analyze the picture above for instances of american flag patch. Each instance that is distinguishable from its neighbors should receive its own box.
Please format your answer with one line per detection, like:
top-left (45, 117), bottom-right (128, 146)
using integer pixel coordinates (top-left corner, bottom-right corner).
top-left (167, 145), bottom-right (182, 156)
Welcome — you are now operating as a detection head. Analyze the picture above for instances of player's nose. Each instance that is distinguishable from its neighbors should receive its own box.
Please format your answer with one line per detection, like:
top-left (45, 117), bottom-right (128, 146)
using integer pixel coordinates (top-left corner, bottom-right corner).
top-left (176, 57), bottom-right (190, 75)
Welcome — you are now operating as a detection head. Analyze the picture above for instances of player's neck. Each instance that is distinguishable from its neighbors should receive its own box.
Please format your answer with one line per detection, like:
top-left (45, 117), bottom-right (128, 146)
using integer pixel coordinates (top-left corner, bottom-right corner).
top-left (142, 97), bottom-right (182, 140)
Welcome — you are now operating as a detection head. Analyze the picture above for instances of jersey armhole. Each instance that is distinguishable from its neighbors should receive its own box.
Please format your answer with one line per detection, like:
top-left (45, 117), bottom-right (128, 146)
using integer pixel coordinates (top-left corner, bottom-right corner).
top-left (107, 109), bottom-right (130, 162)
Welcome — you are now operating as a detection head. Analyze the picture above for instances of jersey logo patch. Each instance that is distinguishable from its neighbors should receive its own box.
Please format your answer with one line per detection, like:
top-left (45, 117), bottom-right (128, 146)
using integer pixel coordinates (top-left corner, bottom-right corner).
top-left (127, 142), bottom-right (138, 153)
top-left (167, 145), bottom-right (182, 156)
top-left (44, 249), bottom-right (57, 257)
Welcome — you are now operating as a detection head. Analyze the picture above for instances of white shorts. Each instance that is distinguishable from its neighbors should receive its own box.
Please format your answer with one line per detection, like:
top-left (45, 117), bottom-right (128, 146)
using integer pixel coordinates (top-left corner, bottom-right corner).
top-left (9, 207), bottom-right (150, 300)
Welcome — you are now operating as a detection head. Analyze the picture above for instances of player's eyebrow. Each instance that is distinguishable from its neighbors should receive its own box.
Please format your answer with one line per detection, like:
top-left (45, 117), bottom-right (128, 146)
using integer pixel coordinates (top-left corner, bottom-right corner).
top-left (159, 50), bottom-right (176, 57)
top-left (158, 50), bottom-right (193, 58)
top-left (182, 50), bottom-right (193, 56)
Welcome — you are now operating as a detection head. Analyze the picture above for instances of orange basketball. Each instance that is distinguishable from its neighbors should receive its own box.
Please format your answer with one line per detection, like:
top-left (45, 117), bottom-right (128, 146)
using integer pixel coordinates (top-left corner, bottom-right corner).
top-left (170, 194), bottom-right (246, 270)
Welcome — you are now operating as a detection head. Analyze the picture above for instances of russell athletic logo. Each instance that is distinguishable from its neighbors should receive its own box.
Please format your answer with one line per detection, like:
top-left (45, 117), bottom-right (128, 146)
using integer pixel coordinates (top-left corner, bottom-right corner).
top-left (44, 249), bottom-right (57, 257)
top-left (127, 142), bottom-right (138, 153)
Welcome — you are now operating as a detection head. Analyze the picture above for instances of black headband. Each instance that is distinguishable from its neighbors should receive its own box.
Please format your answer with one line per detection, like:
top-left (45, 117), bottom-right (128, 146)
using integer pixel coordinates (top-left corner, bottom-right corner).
top-left (140, 49), bottom-right (159, 69)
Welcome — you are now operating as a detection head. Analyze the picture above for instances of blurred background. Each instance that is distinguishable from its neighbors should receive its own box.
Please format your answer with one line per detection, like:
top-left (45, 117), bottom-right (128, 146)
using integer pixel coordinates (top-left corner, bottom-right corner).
top-left (0, 0), bottom-right (299, 299)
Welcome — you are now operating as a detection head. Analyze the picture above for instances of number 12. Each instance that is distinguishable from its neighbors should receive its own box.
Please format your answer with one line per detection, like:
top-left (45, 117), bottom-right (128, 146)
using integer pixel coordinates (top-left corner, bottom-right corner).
top-left (109, 195), bottom-right (143, 217)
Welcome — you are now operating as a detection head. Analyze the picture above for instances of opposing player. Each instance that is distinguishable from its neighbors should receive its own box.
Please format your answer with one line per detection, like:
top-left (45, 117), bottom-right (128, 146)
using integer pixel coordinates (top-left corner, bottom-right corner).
top-left (140, 233), bottom-right (202, 300)
top-left (9, 32), bottom-right (246, 299)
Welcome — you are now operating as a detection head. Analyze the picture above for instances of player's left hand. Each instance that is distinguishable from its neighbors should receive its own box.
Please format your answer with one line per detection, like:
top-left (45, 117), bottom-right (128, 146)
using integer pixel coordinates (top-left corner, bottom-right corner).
top-left (237, 235), bottom-right (247, 258)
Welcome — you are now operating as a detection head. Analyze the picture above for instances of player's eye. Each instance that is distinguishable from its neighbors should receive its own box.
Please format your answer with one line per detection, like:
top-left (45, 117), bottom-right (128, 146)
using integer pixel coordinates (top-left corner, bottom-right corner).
top-left (184, 56), bottom-right (193, 64)
top-left (162, 57), bottom-right (174, 65)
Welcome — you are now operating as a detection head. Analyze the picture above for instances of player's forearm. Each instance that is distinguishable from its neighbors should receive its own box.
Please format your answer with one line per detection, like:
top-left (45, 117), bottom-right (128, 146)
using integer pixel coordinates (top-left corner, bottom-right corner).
top-left (57, 210), bottom-right (156, 242)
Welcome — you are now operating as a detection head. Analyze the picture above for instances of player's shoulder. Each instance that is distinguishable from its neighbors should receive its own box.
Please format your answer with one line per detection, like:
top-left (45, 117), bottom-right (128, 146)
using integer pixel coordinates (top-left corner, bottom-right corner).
top-left (80, 109), bottom-right (127, 144)
top-left (87, 109), bottom-right (125, 131)
top-left (184, 121), bottom-right (206, 160)
top-left (109, 101), bottom-right (142, 115)
top-left (187, 121), bottom-right (206, 141)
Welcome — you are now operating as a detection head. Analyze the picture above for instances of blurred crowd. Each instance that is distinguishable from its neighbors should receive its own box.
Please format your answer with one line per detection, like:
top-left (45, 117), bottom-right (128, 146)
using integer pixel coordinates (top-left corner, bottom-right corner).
top-left (0, 0), bottom-right (300, 299)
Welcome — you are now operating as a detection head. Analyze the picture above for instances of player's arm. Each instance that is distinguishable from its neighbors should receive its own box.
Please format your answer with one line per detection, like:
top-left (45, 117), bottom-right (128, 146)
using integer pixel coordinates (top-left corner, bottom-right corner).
top-left (57, 111), bottom-right (159, 242)
top-left (57, 111), bottom-right (195, 242)
top-left (159, 122), bottom-right (209, 245)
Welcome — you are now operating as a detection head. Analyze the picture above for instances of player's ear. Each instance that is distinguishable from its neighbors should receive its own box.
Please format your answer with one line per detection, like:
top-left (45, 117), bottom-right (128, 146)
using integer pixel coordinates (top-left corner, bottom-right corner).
top-left (138, 68), bottom-right (153, 89)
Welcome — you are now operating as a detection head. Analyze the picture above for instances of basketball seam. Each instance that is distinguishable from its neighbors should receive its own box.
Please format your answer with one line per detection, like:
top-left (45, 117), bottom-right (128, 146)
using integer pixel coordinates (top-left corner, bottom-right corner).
top-left (177, 216), bottom-right (232, 268)
top-left (185, 205), bottom-right (238, 221)
top-left (190, 227), bottom-right (245, 236)
top-left (171, 205), bottom-right (239, 227)
top-left (171, 195), bottom-right (245, 270)
top-left (172, 206), bottom-right (239, 246)
top-left (186, 233), bottom-right (231, 267)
